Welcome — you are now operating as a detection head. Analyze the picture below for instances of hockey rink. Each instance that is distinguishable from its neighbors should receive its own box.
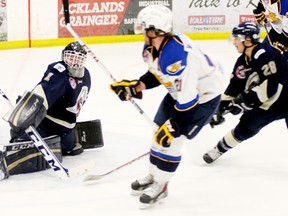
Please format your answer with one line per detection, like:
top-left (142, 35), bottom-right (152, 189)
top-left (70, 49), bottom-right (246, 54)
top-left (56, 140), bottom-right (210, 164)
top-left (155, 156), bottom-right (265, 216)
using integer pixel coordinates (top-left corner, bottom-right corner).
top-left (0, 40), bottom-right (288, 216)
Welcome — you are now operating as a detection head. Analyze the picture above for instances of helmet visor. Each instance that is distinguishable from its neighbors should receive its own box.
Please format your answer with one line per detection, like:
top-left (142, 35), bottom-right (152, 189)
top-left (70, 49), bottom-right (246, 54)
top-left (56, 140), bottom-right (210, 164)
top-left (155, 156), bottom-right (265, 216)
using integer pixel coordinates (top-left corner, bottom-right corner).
top-left (231, 34), bottom-right (246, 42)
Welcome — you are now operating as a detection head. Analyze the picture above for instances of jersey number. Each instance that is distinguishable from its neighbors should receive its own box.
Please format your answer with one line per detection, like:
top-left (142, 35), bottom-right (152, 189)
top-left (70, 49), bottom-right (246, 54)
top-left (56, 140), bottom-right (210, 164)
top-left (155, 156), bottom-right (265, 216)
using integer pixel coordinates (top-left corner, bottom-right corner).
top-left (174, 79), bottom-right (182, 91)
top-left (262, 61), bottom-right (277, 76)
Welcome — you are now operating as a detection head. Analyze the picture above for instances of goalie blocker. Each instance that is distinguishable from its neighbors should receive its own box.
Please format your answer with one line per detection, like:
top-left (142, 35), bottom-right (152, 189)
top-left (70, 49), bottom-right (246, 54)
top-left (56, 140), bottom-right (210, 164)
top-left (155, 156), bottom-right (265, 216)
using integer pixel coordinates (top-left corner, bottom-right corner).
top-left (74, 119), bottom-right (104, 149)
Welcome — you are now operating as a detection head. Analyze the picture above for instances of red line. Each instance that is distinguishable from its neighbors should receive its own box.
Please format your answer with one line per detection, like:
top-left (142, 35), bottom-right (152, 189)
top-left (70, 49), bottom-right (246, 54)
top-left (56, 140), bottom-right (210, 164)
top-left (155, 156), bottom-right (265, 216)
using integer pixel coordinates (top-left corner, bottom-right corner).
top-left (28, 0), bottom-right (31, 47)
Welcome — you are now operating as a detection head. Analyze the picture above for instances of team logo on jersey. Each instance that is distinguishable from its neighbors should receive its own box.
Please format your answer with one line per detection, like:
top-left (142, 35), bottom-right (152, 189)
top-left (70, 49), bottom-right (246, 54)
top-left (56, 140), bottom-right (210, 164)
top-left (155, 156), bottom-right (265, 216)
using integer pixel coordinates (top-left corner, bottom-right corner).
top-left (66, 87), bottom-right (88, 115)
top-left (166, 60), bottom-right (185, 74)
top-left (235, 65), bottom-right (247, 79)
top-left (69, 77), bottom-right (77, 89)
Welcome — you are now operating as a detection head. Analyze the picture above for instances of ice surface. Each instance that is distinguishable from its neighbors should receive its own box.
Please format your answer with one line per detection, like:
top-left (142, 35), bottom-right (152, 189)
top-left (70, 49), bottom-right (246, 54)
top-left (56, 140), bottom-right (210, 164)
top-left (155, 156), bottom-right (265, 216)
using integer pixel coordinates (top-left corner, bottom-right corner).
top-left (0, 40), bottom-right (287, 216)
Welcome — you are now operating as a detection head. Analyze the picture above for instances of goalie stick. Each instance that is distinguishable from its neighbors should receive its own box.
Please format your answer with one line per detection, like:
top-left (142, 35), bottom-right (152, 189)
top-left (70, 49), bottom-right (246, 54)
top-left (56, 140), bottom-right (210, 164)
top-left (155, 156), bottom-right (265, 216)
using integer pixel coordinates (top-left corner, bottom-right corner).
top-left (0, 88), bottom-right (95, 179)
top-left (83, 152), bottom-right (149, 182)
top-left (62, 0), bottom-right (158, 131)
top-left (62, 0), bottom-right (157, 181)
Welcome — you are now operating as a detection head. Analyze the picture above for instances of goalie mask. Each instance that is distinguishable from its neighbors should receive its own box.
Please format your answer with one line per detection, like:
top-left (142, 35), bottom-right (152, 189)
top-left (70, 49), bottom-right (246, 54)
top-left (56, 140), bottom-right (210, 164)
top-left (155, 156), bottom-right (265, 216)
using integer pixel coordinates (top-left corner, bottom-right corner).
top-left (62, 42), bottom-right (87, 78)
top-left (134, 5), bottom-right (173, 38)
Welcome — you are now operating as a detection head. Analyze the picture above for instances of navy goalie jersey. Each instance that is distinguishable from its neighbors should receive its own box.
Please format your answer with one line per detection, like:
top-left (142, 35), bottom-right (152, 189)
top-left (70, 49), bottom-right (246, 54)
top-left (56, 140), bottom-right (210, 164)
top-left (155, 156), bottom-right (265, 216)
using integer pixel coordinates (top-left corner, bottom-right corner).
top-left (33, 61), bottom-right (91, 130)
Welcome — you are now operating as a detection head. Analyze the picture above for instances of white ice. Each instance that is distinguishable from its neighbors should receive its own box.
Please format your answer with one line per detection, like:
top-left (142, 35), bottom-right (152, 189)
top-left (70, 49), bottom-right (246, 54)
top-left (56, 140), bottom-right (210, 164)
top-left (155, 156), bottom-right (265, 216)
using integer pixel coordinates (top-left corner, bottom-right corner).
top-left (0, 40), bottom-right (288, 216)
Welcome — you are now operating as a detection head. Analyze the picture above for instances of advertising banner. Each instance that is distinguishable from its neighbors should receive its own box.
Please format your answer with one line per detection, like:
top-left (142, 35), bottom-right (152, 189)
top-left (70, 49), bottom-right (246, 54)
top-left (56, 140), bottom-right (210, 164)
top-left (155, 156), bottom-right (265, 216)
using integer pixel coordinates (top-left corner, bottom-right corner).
top-left (58, 0), bottom-right (172, 38)
top-left (0, 0), bottom-right (7, 41)
top-left (173, 0), bottom-right (260, 33)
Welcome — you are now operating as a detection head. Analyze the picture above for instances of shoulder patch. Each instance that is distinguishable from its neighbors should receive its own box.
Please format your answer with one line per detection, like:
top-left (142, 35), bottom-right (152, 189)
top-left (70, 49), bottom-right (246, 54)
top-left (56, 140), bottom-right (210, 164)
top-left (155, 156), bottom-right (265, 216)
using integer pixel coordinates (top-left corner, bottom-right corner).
top-left (254, 49), bottom-right (266, 59)
top-left (166, 60), bottom-right (185, 74)
top-left (53, 63), bottom-right (66, 73)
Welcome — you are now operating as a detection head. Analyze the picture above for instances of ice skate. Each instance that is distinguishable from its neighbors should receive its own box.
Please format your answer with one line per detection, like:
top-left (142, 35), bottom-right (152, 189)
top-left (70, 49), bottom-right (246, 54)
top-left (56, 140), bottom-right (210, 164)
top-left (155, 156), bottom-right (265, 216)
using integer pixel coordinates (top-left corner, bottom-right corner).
top-left (203, 146), bottom-right (223, 164)
top-left (131, 174), bottom-right (154, 196)
top-left (139, 181), bottom-right (168, 209)
top-left (62, 143), bottom-right (84, 156)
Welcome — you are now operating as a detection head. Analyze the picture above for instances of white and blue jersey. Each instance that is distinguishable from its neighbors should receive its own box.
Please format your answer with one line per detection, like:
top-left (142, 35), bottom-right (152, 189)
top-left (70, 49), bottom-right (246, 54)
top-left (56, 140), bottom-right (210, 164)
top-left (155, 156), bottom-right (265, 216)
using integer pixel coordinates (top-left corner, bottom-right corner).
top-left (261, 0), bottom-right (288, 36)
top-left (140, 33), bottom-right (223, 129)
top-left (138, 34), bottom-right (223, 178)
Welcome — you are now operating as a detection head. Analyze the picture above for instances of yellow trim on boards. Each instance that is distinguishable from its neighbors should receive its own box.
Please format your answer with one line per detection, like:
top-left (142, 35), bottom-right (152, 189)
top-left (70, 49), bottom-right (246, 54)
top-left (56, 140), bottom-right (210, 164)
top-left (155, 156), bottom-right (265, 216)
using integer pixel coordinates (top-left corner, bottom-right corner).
top-left (0, 32), bottom-right (267, 50)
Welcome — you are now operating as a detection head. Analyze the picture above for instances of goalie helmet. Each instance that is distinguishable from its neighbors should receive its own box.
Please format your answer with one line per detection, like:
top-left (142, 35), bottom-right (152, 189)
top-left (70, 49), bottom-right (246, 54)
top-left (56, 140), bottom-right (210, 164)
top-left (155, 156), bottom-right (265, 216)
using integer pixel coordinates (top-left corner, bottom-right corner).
top-left (134, 5), bottom-right (173, 37)
top-left (232, 22), bottom-right (260, 44)
top-left (62, 42), bottom-right (87, 78)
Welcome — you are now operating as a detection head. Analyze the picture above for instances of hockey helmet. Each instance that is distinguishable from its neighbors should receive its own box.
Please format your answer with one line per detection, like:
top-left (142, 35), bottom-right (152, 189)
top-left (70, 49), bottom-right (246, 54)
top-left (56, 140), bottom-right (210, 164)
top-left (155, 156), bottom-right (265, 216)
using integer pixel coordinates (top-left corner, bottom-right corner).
top-left (232, 22), bottom-right (260, 44)
top-left (62, 42), bottom-right (87, 77)
top-left (134, 5), bottom-right (173, 37)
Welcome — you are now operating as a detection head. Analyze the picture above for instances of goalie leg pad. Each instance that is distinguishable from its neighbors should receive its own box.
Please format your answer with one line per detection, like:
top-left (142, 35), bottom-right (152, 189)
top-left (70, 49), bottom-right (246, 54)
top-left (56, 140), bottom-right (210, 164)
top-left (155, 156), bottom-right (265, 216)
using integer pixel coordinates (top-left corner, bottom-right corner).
top-left (74, 119), bottom-right (104, 149)
top-left (5, 135), bottom-right (62, 175)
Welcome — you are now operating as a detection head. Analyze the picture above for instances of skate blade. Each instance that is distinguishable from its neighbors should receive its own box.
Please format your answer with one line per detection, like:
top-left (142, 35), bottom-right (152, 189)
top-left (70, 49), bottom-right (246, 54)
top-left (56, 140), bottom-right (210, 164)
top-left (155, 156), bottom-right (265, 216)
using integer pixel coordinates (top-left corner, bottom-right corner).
top-left (139, 197), bottom-right (166, 209)
top-left (130, 190), bottom-right (144, 196)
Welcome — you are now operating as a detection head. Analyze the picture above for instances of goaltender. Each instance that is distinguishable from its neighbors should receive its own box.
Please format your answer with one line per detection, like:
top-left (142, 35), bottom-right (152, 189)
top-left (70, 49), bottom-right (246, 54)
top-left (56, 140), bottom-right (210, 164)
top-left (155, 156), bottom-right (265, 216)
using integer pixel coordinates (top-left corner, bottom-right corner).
top-left (0, 42), bottom-right (101, 180)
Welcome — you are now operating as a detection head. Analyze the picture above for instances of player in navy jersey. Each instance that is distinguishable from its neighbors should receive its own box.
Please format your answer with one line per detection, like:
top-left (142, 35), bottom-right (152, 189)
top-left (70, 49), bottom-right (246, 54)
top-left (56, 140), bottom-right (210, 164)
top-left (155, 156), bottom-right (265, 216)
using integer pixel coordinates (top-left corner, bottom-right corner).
top-left (203, 22), bottom-right (288, 164)
top-left (253, 0), bottom-right (288, 58)
top-left (110, 5), bottom-right (223, 208)
top-left (10, 41), bottom-right (91, 156)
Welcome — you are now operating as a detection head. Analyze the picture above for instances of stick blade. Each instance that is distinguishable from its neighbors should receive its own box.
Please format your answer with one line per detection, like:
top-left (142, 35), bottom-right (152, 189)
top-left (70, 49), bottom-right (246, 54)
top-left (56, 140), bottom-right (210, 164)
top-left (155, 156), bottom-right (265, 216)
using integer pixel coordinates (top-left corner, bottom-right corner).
top-left (83, 174), bottom-right (103, 182)
top-left (68, 160), bottom-right (95, 178)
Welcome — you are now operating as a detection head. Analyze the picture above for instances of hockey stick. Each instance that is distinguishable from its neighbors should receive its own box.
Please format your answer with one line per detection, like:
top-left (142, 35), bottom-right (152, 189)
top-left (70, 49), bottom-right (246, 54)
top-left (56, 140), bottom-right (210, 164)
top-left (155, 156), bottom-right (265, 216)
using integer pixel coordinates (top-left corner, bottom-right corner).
top-left (62, 0), bottom-right (154, 181)
top-left (263, 24), bottom-right (272, 45)
top-left (0, 89), bottom-right (94, 179)
top-left (83, 151), bottom-right (149, 182)
top-left (62, 0), bottom-right (158, 131)
top-left (0, 89), bottom-right (12, 107)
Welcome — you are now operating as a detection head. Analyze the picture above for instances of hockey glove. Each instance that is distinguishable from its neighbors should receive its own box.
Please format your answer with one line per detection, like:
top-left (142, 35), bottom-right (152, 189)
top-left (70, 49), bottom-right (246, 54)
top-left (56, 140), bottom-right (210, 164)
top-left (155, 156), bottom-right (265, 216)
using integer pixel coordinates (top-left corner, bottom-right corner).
top-left (210, 110), bottom-right (225, 128)
top-left (110, 80), bottom-right (142, 101)
top-left (272, 41), bottom-right (287, 53)
top-left (231, 94), bottom-right (253, 114)
top-left (7, 91), bottom-right (46, 132)
top-left (154, 119), bottom-right (181, 147)
top-left (253, 3), bottom-right (267, 25)
top-left (209, 100), bottom-right (233, 128)
top-left (254, 12), bottom-right (267, 25)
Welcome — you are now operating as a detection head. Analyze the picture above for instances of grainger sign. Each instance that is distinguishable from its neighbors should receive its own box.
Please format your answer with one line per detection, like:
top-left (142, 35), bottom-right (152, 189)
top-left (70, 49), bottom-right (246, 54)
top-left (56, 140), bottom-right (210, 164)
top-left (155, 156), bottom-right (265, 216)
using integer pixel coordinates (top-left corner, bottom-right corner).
top-left (58, 0), bottom-right (172, 37)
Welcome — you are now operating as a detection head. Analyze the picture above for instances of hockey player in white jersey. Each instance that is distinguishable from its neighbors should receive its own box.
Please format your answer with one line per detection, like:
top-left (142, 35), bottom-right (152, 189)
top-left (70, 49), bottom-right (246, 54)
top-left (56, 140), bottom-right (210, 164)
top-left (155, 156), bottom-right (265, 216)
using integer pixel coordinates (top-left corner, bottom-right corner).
top-left (253, 0), bottom-right (288, 58)
top-left (110, 5), bottom-right (223, 208)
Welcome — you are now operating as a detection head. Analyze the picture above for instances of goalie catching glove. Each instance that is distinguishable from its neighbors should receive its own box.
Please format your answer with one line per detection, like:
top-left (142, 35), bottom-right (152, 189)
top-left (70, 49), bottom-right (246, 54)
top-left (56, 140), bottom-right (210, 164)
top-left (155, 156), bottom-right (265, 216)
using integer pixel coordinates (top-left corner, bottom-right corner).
top-left (7, 91), bottom-right (46, 132)
top-left (154, 119), bottom-right (180, 147)
top-left (110, 80), bottom-right (143, 101)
